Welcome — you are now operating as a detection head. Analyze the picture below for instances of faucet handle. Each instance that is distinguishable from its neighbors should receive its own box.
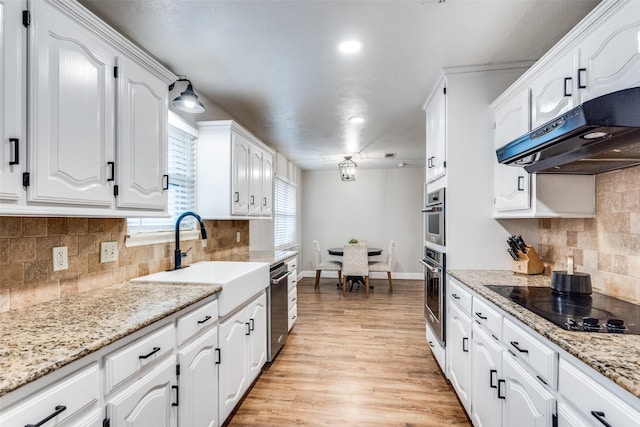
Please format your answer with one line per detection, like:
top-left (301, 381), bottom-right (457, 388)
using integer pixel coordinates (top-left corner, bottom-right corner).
top-left (181, 247), bottom-right (192, 258)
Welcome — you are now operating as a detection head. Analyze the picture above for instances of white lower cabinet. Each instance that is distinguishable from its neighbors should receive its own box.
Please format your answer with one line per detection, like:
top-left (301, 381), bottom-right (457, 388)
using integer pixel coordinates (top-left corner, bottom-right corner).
top-left (447, 301), bottom-right (472, 413)
top-left (218, 291), bottom-right (267, 425)
top-left (177, 327), bottom-right (219, 427)
top-left (107, 357), bottom-right (178, 427)
top-left (287, 257), bottom-right (298, 331)
top-left (470, 323), bottom-right (503, 427)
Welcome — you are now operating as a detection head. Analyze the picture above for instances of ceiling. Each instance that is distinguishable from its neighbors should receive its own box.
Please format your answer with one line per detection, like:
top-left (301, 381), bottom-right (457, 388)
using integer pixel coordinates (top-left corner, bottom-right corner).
top-left (78, 0), bottom-right (600, 171)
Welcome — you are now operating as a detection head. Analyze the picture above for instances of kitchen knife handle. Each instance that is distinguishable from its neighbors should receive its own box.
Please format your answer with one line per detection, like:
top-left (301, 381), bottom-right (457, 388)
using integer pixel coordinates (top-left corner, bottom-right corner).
top-left (563, 77), bottom-right (572, 97)
top-left (590, 411), bottom-right (612, 427)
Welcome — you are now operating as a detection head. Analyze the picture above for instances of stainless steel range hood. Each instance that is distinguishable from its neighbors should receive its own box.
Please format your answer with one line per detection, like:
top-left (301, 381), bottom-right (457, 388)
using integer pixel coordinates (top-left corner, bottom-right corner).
top-left (496, 87), bottom-right (640, 174)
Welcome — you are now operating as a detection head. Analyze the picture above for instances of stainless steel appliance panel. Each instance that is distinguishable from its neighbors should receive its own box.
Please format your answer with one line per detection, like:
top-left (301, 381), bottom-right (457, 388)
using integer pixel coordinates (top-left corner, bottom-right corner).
top-left (268, 262), bottom-right (290, 362)
top-left (421, 248), bottom-right (446, 344)
top-left (423, 188), bottom-right (445, 246)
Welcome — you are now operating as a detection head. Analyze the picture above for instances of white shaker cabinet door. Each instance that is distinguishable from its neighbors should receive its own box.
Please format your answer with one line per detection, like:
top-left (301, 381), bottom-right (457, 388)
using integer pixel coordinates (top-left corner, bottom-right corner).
top-left (218, 308), bottom-right (249, 424)
top-left (115, 55), bottom-right (168, 211)
top-left (248, 146), bottom-right (262, 216)
top-left (425, 78), bottom-right (446, 183)
top-left (260, 152), bottom-right (273, 216)
top-left (231, 133), bottom-right (250, 215)
top-left (0, 0), bottom-right (25, 203)
top-left (494, 89), bottom-right (531, 212)
top-left (470, 323), bottom-right (503, 427)
top-left (28, 0), bottom-right (115, 207)
top-left (447, 301), bottom-right (472, 413)
top-left (246, 292), bottom-right (267, 383)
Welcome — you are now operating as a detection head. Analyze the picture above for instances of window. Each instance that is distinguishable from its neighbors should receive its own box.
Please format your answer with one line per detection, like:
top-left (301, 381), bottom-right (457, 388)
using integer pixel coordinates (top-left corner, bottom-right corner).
top-left (274, 177), bottom-right (297, 250)
top-left (126, 113), bottom-right (197, 245)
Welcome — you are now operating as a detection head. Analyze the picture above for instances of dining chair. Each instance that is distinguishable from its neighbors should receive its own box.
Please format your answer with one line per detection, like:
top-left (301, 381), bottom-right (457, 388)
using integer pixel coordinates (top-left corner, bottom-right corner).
top-left (369, 240), bottom-right (395, 291)
top-left (313, 240), bottom-right (342, 290)
top-left (341, 243), bottom-right (370, 297)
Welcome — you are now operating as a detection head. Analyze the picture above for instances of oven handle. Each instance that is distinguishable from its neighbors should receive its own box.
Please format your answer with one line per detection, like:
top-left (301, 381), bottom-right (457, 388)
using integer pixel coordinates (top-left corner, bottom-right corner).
top-left (419, 259), bottom-right (442, 273)
top-left (271, 270), bottom-right (291, 284)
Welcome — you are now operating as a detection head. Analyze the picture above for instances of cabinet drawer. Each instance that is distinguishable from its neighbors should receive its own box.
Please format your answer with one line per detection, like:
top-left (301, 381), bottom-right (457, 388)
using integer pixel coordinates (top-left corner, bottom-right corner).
top-left (287, 269), bottom-right (297, 292)
top-left (286, 257), bottom-right (297, 271)
top-left (105, 323), bottom-right (175, 392)
top-left (448, 278), bottom-right (472, 316)
top-left (177, 298), bottom-right (218, 347)
top-left (471, 297), bottom-right (502, 339)
top-left (0, 363), bottom-right (100, 427)
top-left (288, 305), bottom-right (297, 331)
top-left (503, 317), bottom-right (557, 388)
top-left (559, 358), bottom-right (640, 427)
top-left (288, 287), bottom-right (297, 311)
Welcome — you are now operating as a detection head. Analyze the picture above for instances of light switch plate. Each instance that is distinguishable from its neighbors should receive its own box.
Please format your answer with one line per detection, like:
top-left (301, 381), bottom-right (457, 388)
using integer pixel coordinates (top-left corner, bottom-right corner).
top-left (53, 246), bottom-right (68, 271)
top-left (100, 241), bottom-right (118, 263)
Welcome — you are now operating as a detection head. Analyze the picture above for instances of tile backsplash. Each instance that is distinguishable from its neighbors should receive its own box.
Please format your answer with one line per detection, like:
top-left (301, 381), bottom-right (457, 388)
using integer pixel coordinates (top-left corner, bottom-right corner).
top-left (538, 165), bottom-right (640, 303)
top-left (0, 217), bottom-right (249, 312)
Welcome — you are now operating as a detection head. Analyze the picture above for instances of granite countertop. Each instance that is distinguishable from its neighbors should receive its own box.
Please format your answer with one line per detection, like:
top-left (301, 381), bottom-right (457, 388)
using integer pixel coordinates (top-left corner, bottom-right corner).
top-left (448, 270), bottom-right (640, 399)
top-left (0, 281), bottom-right (221, 398)
top-left (212, 250), bottom-right (298, 265)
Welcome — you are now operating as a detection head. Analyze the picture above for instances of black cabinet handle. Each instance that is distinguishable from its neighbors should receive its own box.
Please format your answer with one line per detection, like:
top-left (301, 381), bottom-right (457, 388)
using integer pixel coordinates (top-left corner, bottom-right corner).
top-left (451, 293), bottom-right (460, 300)
top-left (536, 375), bottom-right (548, 385)
top-left (162, 174), bottom-right (169, 190)
top-left (138, 346), bottom-right (161, 359)
top-left (291, 297), bottom-right (296, 302)
top-left (250, 318), bottom-right (255, 331)
top-left (107, 162), bottom-right (115, 182)
top-left (510, 341), bottom-right (529, 353)
top-left (490, 369), bottom-right (498, 389)
top-left (250, 195), bottom-right (255, 205)
top-left (9, 138), bottom-right (19, 165)
top-left (563, 77), bottom-right (572, 97)
top-left (497, 379), bottom-right (506, 399)
top-left (428, 340), bottom-right (434, 348)
top-left (172, 385), bottom-right (179, 407)
top-left (235, 192), bottom-right (240, 202)
top-left (577, 68), bottom-right (587, 89)
top-left (25, 405), bottom-right (67, 427)
top-left (197, 315), bottom-right (211, 324)
top-left (215, 348), bottom-right (221, 364)
top-left (263, 197), bottom-right (267, 206)
top-left (475, 312), bottom-right (488, 320)
top-left (517, 176), bottom-right (525, 191)
top-left (462, 337), bottom-right (469, 352)
top-left (591, 411), bottom-right (612, 427)
top-left (245, 322), bottom-right (251, 335)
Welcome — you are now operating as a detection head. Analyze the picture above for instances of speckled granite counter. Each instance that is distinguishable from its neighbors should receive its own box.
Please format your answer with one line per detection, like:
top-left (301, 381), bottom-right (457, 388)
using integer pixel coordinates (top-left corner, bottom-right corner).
top-left (448, 270), bottom-right (640, 399)
top-left (0, 281), bottom-right (221, 398)
top-left (212, 250), bottom-right (298, 265)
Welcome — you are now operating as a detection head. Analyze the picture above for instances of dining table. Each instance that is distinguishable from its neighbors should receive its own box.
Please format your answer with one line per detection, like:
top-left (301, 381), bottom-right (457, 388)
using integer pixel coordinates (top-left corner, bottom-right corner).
top-left (327, 247), bottom-right (383, 291)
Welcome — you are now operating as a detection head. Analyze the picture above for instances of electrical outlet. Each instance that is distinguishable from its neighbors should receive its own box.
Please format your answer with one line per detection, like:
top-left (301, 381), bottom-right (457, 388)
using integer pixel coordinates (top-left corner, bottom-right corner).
top-left (52, 246), bottom-right (68, 271)
top-left (236, 231), bottom-right (241, 243)
top-left (101, 241), bottom-right (118, 263)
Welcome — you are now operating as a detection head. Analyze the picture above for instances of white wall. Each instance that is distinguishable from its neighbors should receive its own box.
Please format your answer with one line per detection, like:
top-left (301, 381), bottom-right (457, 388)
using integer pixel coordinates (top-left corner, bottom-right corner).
top-left (301, 168), bottom-right (423, 279)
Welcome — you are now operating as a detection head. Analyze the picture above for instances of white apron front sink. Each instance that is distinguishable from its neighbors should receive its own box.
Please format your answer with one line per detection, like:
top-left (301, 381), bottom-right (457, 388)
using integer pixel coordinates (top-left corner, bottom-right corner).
top-left (131, 261), bottom-right (269, 317)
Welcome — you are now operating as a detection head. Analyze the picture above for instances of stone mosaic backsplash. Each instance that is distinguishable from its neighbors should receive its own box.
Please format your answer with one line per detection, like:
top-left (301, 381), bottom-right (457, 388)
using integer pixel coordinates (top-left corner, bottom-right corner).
top-left (0, 217), bottom-right (249, 312)
top-left (538, 165), bottom-right (640, 304)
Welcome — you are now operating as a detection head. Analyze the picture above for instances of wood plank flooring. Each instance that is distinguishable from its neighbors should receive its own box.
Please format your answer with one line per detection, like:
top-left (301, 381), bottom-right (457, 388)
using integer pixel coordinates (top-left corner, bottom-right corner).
top-left (227, 277), bottom-right (471, 426)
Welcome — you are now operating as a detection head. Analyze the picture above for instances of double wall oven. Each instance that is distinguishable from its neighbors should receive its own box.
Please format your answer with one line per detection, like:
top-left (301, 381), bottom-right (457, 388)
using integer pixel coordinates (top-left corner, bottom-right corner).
top-left (421, 188), bottom-right (446, 346)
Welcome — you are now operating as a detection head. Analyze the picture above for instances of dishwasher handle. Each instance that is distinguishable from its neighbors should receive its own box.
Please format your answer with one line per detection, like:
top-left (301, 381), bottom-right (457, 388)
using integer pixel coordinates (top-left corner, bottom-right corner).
top-left (271, 270), bottom-right (291, 285)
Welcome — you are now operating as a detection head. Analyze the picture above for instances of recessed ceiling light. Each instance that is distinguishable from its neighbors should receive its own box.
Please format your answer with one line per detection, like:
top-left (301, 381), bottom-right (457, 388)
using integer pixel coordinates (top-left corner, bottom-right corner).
top-left (349, 116), bottom-right (365, 124)
top-left (339, 40), bottom-right (362, 54)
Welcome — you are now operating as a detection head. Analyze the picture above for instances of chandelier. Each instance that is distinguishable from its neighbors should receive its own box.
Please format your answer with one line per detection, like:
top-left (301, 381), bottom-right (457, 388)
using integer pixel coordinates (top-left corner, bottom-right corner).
top-left (338, 156), bottom-right (357, 181)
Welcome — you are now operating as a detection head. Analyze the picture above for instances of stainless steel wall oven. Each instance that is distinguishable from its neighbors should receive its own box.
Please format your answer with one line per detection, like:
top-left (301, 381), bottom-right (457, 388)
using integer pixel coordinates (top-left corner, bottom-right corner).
top-left (423, 188), bottom-right (445, 246)
top-left (421, 247), bottom-right (446, 344)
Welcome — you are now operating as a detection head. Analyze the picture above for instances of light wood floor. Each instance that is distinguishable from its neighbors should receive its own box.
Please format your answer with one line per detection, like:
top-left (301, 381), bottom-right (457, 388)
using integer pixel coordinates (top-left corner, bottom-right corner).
top-left (227, 277), bottom-right (471, 427)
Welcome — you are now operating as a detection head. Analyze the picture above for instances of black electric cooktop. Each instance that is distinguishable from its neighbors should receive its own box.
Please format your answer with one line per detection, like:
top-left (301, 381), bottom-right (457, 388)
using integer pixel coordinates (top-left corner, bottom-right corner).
top-left (487, 285), bottom-right (640, 334)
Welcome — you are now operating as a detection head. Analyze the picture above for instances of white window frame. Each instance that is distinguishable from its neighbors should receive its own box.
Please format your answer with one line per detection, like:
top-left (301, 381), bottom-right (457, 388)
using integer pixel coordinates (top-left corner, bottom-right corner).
top-left (274, 177), bottom-right (297, 250)
top-left (126, 111), bottom-right (199, 247)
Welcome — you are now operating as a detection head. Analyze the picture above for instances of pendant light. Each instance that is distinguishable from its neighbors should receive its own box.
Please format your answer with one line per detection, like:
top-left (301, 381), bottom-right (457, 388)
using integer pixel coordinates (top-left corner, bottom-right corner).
top-left (338, 156), bottom-right (357, 181)
top-left (169, 77), bottom-right (205, 113)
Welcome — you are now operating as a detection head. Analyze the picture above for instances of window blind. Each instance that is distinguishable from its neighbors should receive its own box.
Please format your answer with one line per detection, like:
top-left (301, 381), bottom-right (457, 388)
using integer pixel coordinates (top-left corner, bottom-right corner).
top-left (274, 177), bottom-right (297, 250)
top-left (127, 125), bottom-right (197, 233)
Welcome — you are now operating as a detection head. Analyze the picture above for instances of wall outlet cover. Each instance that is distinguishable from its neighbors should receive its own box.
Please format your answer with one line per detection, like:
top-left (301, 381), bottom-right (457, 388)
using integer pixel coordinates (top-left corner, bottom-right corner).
top-left (100, 241), bottom-right (119, 263)
top-left (53, 246), bottom-right (68, 271)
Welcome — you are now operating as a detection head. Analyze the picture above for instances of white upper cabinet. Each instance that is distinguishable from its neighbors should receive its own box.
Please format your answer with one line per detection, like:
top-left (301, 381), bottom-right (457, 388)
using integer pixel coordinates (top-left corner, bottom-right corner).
top-left (197, 120), bottom-right (274, 219)
top-left (0, 0), bottom-right (26, 204)
top-left (1, 0), bottom-right (174, 217)
top-left (115, 55), bottom-right (168, 211)
top-left (424, 76), bottom-right (447, 183)
top-left (28, 0), bottom-right (116, 207)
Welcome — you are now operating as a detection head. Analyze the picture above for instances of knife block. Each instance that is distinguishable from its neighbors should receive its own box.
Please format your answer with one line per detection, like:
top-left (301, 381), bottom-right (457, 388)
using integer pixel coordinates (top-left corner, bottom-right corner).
top-left (512, 246), bottom-right (545, 275)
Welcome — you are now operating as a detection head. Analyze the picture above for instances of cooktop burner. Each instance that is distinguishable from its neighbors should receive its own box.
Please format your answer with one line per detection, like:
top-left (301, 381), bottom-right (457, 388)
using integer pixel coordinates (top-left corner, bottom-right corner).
top-left (486, 285), bottom-right (640, 334)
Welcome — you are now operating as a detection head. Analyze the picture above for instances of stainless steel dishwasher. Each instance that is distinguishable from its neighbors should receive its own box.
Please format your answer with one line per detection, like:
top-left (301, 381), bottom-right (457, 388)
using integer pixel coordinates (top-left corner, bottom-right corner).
top-left (268, 261), bottom-right (290, 362)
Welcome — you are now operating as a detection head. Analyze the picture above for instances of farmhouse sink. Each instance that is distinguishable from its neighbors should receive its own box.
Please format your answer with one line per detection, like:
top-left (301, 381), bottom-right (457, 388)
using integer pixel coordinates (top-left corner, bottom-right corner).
top-left (131, 261), bottom-right (269, 317)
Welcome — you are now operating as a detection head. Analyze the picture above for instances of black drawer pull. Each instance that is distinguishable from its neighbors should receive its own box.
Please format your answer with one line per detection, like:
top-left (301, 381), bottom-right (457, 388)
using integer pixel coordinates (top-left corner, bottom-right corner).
top-left (451, 293), bottom-right (460, 300)
top-left (475, 312), bottom-right (488, 320)
top-left (462, 337), bottom-right (469, 353)
top-left (162, 174), bottom-right (169, 190)
top-left (497, 379), bottom-right (506, 399)
top-left (250, 195), bottom-right (255, 205)
top-left (263, 197), bottom-right (267, 206)
top-left (25, 405), bottom-right (67, 427)
top-left (428, 340), bottom-right (434, 348)
top-left (107, 161), bottom-right (115, 182)
top-left (9, 138), bottom-right (19, 165)
top-left (245, 322), bottom-right (251, 335)
top-left (591, 411), bottom-right (612, 427)
top-left (249, 318), bottom-right (255, 331)
top-left (577, 68), bottom-right (587, 89)
top-left (139, 346), bottom-right (161, 359)
top-left (510, 341), bottom-right (529, 353)
top-left (517, 175), bottom-right (525, 191)
top-left (235, 192), bottom-right (240, 202)
top-left (490, 369), bottom-right (497, 389)
top-left (536, 375), bottom-right (548, 385)
top-left (215, 348), bottom-right (221, 364)
top-left (197, 315), bottom-right (212, 324)
top-left (563, 77), bottom-right (572, 97)
top-left (172, 385), bottom-right (179, 407)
